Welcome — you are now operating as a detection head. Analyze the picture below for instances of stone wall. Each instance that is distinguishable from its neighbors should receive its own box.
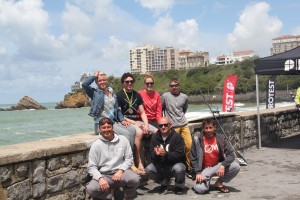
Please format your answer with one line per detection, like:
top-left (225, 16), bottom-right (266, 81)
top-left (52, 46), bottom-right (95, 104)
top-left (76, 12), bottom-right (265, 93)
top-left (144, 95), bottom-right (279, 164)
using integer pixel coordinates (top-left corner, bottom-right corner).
top-left (0, 152), bottom-right (89, 200)
top-left (0, 106), bottom-right (299, 200)
top-left (189, 105), bottom-right (300, 150)
top-left (0, 134), bottom-right (95, 200)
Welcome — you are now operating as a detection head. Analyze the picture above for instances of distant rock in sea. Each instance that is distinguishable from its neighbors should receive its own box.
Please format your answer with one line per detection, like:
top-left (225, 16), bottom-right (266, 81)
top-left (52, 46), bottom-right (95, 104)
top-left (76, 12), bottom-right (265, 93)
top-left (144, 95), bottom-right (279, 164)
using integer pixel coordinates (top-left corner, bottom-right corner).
top-left (55, 90), bottom-right (90, 109)
top-left (0, 96), bottom-right (47, 111)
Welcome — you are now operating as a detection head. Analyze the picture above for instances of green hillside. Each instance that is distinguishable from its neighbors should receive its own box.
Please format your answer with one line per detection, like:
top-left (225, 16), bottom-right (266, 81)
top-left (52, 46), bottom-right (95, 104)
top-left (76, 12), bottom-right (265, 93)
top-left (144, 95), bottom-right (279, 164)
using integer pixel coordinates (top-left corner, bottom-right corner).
top-left (107, 57), bottom-right (300, 95)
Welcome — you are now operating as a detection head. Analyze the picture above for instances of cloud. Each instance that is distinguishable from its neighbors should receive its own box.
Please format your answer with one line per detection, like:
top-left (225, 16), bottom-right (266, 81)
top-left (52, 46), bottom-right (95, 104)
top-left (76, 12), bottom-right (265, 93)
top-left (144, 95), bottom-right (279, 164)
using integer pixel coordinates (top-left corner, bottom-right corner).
top-left (227, 2), bottom-right (282, 56)
top-left (0, 0), bottom-right (95, 61)
top-left (135, 0), bottom-right (174, 15)
top-left (95, 36), bottom-right (135, 75)
top-left (145, 16), bottom-right (201, 50)
top-left (0, 0), bottom-right (53, 59)
top-left (0, 0), bottom-right (151, 104)
top-left (61, 3), bottom-right (94, 38)
top-left (100, 36), bottom-right (134, 60)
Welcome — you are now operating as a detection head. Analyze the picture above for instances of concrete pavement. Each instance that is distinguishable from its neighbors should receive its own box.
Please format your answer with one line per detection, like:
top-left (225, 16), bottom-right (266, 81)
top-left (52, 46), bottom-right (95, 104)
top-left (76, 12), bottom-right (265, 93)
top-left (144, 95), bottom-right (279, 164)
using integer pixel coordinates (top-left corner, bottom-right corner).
top-left (134, 134), bottom-right (300, 200)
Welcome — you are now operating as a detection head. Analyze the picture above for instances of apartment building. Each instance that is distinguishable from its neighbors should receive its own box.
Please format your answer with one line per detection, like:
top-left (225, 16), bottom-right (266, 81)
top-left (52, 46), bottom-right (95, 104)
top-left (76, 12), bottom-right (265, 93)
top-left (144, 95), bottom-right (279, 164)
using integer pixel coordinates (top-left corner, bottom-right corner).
top-left (165, 47), bottom-right (180, 70)
top-left (178, 50), bottom-right (209, 69)
top-left (130, 44), bottom-right (171, 74)
top-left (270, 35), bottom-right (300, 55)
top-left (130, 44), bottom-right (208, 74)
top-left (216, 50), bottom-right (254, 65)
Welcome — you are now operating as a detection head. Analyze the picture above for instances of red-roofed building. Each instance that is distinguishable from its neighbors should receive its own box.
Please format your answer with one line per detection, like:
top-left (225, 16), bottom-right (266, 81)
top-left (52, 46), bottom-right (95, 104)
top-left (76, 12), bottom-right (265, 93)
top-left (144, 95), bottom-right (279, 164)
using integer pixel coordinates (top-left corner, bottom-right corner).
top-left (215, 50), bottom-right (254, 65)
top-left (270, 35), bottom-right (300, 55)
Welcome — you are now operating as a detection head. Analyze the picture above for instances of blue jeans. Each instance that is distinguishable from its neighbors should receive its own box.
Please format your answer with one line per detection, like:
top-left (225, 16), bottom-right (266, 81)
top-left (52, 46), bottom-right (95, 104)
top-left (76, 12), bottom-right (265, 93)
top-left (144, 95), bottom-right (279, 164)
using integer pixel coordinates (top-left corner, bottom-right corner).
top-left (145, 162), bottom-right (186, 188)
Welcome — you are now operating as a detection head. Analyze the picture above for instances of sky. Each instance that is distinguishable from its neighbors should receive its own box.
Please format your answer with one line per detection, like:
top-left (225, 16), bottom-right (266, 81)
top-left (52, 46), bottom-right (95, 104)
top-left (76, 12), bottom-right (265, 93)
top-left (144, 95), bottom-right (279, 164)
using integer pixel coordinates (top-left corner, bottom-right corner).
top-left (0, 0), bottom-right (300, 104)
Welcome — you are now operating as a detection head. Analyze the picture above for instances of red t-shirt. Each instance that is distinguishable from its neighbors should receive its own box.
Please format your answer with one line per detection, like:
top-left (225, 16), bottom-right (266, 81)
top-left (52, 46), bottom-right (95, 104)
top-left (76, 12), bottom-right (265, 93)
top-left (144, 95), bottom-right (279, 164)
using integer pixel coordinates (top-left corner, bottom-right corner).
top-left (138, 90), bottom-right (162, 122)
top-left (202, 135), bottom-right (219, 168)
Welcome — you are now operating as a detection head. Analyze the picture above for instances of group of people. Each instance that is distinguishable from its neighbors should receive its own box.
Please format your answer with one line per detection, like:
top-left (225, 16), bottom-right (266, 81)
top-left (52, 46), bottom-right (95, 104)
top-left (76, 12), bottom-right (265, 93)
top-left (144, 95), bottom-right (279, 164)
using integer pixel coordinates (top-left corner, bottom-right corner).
top-left (83, 71), bottom-right (240, 199)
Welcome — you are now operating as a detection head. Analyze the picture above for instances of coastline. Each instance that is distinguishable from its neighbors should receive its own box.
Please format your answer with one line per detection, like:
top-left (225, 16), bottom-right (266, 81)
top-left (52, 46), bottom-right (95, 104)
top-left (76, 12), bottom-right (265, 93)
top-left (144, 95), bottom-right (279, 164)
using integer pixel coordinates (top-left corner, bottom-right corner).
top-left (0, 89), bottom-right (294, 107)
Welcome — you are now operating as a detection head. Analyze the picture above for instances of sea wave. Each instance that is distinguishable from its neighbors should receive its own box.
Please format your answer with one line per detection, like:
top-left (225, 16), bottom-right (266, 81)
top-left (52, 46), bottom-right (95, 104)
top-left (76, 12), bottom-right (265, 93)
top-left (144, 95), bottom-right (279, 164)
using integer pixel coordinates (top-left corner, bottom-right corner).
top-left (15, 131), bottom-right (26, 135)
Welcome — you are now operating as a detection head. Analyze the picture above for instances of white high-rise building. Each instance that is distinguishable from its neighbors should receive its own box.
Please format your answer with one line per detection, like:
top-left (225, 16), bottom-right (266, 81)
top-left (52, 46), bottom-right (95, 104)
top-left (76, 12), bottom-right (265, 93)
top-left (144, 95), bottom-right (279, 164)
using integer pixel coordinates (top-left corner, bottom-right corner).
top-left (130, 44), bottom-right (172, 74)
top-left (270, 35), bottom-right (300, 55)
top-left (130, 44), bottom-right (208, 74)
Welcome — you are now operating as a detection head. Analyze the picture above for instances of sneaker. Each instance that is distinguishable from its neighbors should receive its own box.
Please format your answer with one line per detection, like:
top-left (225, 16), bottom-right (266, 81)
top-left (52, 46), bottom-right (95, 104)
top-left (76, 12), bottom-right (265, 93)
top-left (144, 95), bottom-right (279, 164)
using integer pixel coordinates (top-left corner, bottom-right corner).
top-left (158, 185), bottom-right (168, 193)
top-left (173, 186), bottom-right (184, 194)
top-left (114, 188), bottom-right (124, 200)
top-left (186, 170), bottom-right (194, 179)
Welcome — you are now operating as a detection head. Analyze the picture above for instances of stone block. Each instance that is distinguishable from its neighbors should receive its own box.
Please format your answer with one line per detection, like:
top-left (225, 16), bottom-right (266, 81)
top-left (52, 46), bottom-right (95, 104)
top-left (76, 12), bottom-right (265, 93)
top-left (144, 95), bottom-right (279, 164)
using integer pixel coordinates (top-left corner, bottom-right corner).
top-left (70, 185), bottom-right (86, 200)
top-left (60, 155), bottom-right (71, 167)
top-left (15, 162), bottom-right (29, 178)
top-left (47, 157), bottom-right (60, 171)
top-left (7, 179), bottom-right (31, 200)
top-left (47, 155), bottom-right (70, 171)
top-left (64, 170), bottom-right (80, 189)
top-left (47, 174), bottom-right (64, 194)
top-left (33, 160), bottom-right (46, 184)
top-left (47, 166), bottom-right (72, 177)
top-left (32, 182), bottom-right (46, 198)
top-left (71, 152), bottom-right (86, 167)
top-left (0, 165), bottom-right (12, 183)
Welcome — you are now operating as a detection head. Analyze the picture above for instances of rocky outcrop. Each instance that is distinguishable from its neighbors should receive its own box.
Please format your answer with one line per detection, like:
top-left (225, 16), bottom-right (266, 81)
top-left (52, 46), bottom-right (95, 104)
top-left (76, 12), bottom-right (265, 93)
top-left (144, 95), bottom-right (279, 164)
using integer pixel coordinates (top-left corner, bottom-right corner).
top-left (55, 91), bottom-right (90, 109)
top-left (0, 96), bottom-right (47, 111)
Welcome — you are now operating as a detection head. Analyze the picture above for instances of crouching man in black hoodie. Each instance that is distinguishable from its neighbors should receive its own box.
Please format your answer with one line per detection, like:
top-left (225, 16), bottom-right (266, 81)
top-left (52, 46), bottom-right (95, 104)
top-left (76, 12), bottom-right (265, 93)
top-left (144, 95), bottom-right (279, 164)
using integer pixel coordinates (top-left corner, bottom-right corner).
top-left (145, 117), bottom-right (186, 194)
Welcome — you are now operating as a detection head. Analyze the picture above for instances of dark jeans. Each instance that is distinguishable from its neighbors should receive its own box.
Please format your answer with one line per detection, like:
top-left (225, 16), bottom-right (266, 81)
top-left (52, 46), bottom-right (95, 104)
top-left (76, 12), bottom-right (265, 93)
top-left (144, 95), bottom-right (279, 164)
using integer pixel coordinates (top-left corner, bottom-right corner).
top-left (145, 162), bottom-right (186, 188)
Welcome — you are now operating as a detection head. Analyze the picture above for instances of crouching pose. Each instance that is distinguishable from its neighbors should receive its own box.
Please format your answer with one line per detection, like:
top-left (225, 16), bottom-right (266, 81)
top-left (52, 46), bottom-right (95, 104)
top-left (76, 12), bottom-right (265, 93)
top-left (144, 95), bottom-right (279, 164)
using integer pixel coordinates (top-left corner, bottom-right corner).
top-left (145, 117), bottom-right (186, 194)
top-left (86, 118), bottom-right (140, 200)
top-left (190, 119), bottom-right (240, 194)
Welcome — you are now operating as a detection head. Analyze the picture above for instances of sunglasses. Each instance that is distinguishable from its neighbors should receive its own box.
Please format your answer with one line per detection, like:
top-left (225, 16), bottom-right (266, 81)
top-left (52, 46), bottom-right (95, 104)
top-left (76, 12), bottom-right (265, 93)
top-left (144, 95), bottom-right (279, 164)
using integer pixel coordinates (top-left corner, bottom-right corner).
top-left (169, 84), bottom-right (179, 88)
top-left (145, 82), bottom-right (154, 86)
top-left (158, 123), bottom-right (169, 128)
top-left (124, 80), bottom-right (134, 84)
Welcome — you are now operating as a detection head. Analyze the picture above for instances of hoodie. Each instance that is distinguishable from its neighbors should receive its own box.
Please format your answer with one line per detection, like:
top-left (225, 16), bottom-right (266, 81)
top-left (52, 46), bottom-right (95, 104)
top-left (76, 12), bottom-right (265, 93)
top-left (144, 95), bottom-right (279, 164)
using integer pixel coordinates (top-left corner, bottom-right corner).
top-left (88, 133), bottom-right (133, 181)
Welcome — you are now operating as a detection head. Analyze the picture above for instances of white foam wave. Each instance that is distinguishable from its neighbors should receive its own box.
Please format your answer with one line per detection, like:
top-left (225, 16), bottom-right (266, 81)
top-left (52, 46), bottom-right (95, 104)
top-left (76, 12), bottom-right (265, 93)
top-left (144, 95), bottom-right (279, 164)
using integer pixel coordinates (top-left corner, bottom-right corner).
top-left (34, 130), bottom-right (54, 134)
top-left (15, 132), bottom-right (26, 135)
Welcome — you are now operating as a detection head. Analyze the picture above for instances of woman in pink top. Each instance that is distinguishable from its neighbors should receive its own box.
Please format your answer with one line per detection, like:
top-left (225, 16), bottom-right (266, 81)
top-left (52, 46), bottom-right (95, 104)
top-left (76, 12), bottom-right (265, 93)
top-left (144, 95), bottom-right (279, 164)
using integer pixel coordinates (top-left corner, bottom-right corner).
top-left (139, 73), bottom-right (162, 128)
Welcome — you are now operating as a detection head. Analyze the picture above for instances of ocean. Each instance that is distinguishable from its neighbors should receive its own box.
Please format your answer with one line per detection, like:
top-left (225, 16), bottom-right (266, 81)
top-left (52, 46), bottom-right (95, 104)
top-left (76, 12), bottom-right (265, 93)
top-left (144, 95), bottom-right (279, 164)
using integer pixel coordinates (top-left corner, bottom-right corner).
top-left (0, 101), bottom-right (295, 147)
top-left (0, 103), bottom-right (92, 147)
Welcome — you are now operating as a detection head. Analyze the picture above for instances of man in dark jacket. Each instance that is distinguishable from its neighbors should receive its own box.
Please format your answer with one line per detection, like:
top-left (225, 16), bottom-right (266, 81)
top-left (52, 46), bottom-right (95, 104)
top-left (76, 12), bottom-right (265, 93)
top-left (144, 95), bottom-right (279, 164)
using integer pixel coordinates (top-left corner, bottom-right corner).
top-left (190, 119), bottom-right (240, 194)
top-left (145, 117), bottom-right (186, 194)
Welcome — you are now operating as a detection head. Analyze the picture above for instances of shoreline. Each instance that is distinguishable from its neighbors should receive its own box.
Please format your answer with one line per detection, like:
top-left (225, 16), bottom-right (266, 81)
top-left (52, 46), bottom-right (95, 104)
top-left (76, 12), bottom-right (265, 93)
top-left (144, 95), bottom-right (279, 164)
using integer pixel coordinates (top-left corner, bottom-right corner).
top-left (0, 89), bottom-right (295, 107)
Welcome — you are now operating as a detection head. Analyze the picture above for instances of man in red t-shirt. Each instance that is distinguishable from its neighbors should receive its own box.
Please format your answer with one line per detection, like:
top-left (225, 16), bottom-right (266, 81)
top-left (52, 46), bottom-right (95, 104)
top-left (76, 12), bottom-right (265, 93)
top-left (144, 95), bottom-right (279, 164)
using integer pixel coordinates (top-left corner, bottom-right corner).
top-left (190, 119), bottom-right (240, 194)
